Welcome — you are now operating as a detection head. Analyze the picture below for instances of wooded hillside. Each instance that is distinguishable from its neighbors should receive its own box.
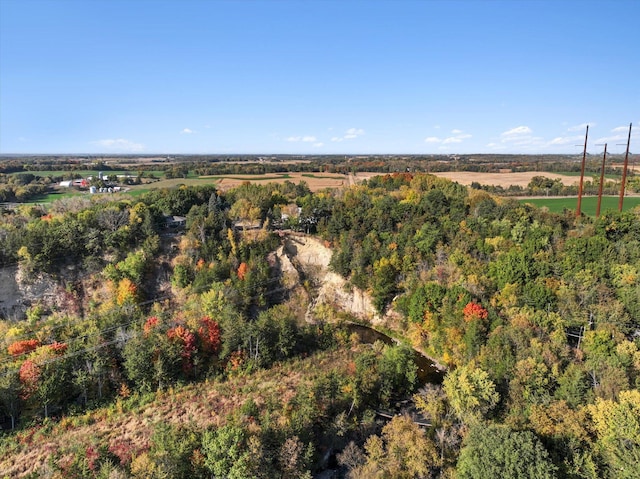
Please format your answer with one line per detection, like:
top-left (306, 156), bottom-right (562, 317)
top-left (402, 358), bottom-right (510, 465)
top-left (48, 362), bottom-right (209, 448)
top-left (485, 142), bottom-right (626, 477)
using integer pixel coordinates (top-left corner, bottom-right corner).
top-left (1, 173), bottom-right (639, 478)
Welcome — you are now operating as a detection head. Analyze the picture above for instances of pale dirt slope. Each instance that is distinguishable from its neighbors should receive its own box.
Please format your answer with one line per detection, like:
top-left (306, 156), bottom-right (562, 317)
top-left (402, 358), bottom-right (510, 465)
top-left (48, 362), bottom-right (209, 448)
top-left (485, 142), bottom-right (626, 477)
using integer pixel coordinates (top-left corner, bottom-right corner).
top-left (279, 233), bottom-right (383, 324)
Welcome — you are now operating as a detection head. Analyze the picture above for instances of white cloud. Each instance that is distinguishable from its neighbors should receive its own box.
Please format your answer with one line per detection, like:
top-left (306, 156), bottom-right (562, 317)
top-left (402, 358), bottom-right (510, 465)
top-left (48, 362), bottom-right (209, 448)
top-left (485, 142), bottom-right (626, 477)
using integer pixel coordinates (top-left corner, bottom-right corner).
top-left (567, 123), bottom-right (593, 132)
top-left (425, 131), bottom-right (471, 145)
top-left (286, 135), bottom-right (317, 143)
top-left (332, 128), bottom-right (365, 142)
top-left (594, 134), bottom-right (628, 144)
top-left (500, 129), bottom-right (537, 144)
top-left (451, 129), bottom-right (463, 134)
top-left (510, 137), bottom-right (545, 147)
top-left (501, 126), bottom-right (532, 136)
top-left (611, 125), bottom-right (631, 133)
top-left (486, 142), bottom-right (507, 150)
top-left (549, 135), bottom-right (582, 145)
top-left (92, 138), bottom-right (144, 152)
top-left (344, 128), bottom-right (365, 139)
top-left (181, 128), bottom-right (194, 134)
top-left (594, 125), bottom-right (640, 145)
top-left (312, 142), bottom-right (324, 148)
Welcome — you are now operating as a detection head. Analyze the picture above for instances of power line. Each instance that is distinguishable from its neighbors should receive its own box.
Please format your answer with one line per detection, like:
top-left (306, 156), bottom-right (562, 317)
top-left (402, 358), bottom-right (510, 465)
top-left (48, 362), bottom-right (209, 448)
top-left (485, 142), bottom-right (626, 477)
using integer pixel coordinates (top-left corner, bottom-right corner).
top-left (0, 273), bottom-right (288, 373)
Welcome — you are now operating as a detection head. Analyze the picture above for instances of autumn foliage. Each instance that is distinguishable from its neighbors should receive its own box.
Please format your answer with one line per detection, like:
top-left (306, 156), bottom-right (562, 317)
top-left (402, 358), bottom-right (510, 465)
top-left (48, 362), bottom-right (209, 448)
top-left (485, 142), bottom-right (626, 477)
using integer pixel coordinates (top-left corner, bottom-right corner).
top-left (198, 316), bottom-right (222, 354)
top-left (18, 359), bottom-right (41, 399)
top-left (167, 325), bottom-right (196, 373)
top-left (116, 278), bottom-right (138, 305)
top-left (237, 262), bottom-right (248, 280)
top-left (143, 316), bottom-right (160, 335)
top-left (7, 339), bottom-right (40, 356)
top-left (463, 302), bottom-right (488, 322)
top-left (49, 341), bottom-right (68, 355)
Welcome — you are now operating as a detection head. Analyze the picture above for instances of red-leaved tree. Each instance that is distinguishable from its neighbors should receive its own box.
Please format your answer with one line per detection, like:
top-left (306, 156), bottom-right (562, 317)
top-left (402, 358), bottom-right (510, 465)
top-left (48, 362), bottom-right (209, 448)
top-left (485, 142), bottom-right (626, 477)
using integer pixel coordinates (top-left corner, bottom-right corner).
top-left (198, 316), bottom-right (221, 354)
top-left (167, 325), bottom-right (196, 374)
top-left (463, 302), bottom-right (488, 323)
top-left (18, 360), bottom-right (40, 400)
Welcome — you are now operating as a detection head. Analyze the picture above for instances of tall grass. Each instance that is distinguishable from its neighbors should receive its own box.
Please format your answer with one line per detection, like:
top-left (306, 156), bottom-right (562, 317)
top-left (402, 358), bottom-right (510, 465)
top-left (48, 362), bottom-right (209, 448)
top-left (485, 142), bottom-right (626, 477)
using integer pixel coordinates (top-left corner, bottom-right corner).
top-left (520, 195), bottom-right (640, 215)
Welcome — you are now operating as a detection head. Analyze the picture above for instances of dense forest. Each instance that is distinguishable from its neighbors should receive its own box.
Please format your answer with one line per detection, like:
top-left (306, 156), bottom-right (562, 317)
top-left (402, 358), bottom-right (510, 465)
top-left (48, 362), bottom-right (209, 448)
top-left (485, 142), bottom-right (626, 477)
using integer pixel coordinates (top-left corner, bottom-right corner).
top-left (0, 172), bottom-right (639, 478)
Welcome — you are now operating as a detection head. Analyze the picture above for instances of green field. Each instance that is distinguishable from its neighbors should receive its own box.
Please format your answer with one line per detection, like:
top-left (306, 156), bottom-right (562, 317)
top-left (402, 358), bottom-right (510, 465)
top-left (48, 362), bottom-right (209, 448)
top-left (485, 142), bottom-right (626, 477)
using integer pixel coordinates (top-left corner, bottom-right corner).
top-left (301, 173), bottom-right (346, 179)
top-left (24, 191), bottom-right (85, 204)
top-left (552, 171), bottom-right (621, 180)
top-left (520, 196), bottom-right (640, 215)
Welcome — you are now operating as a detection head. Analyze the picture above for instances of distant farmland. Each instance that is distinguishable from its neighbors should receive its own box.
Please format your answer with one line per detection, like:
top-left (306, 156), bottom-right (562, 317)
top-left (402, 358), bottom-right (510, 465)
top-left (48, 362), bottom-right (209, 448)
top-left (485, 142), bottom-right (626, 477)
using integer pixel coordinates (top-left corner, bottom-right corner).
top-left (519, 196), bottom-right (640, 215)
top-left (430, 171), bottom-right (579, 187)
top-left (20, 169), bottom-right (639, 216)
top-left (125, 172), bottom-right (358, 193)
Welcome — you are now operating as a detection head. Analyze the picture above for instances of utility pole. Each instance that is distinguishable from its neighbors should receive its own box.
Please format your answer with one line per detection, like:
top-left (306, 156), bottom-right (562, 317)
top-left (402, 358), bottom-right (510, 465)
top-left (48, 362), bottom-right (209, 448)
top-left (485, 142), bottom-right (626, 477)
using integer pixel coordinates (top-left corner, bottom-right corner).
top-left (596, 143), bottom-right (607, 217)
top-left (618, 123), bottom-right (633, 212)
top-left (576, 125), bottom-right (589, 217)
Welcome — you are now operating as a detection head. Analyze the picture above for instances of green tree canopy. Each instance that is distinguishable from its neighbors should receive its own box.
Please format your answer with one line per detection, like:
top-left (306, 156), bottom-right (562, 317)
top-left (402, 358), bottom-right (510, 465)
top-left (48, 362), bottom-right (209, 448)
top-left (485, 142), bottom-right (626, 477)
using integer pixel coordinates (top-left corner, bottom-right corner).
top-left (456, 424), bottom-right (557, 479)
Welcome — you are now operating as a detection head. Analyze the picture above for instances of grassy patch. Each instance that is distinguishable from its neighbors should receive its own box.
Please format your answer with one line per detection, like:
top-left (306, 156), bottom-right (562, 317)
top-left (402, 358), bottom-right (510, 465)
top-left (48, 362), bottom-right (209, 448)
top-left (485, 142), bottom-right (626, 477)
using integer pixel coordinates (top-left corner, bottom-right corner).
top-left (0, 347), bottom-right (356, 478)
top-left (549, 171), bottom-right (621, 180)
top-left (301, 173), bottom-right (346, 179)
top-left (519, 196), bottom-right (640, 215)
top-left (122, 188), bottom-right (151, 197)
top-left (126, 177), bottom-right (219, 190)
top-left (24, 190), bottom-right (85, 204)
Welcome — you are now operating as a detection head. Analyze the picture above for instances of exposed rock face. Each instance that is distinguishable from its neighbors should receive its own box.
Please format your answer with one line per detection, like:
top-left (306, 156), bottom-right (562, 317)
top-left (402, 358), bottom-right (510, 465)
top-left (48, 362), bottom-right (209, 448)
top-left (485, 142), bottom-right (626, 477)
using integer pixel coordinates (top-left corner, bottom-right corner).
top-left (0, 265), bottom-right (57, 320)
top-left (0, 266), bottom-right (24, 319)
top-left (1, 233), bottom-right (383, 324)
top-left (313, 271), bottom-right (381, 323)
top-left (278, 233), bottom-right (382, 324)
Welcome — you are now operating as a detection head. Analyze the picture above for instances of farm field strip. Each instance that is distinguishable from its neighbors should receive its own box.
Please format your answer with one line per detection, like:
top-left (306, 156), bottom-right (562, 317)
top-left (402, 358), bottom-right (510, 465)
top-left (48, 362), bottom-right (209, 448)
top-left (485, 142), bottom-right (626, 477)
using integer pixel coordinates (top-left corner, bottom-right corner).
top-left (519, 196), bottom-right (640, 214)
top-left (429, 171), bottom-right (580, 187)
top-left (198, 174), bottom-right (292, 180)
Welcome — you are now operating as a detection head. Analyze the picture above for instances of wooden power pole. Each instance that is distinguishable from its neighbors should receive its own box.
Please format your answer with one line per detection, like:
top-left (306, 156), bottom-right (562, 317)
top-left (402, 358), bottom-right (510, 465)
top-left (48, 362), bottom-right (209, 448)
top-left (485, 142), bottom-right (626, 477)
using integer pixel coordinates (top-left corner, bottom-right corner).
top-left (618, 123), bottom-right (633, 212)
top-left (596, 143), bottom-right (607, 217)
top-left (576, 125), bottom-right (589, 217)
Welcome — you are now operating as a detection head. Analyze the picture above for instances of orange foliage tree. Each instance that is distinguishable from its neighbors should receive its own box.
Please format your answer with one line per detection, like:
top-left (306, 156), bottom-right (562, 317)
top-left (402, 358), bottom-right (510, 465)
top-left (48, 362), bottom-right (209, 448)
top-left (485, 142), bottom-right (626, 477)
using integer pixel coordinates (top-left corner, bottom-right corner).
top-left (143, 316), bottom-right (160, 335)
top-left (463, 302), bottom-right (488, 322)
top-left (7, 339), bottom-right (40, 356)
top-left (237, 262), bottom-right (248, 280)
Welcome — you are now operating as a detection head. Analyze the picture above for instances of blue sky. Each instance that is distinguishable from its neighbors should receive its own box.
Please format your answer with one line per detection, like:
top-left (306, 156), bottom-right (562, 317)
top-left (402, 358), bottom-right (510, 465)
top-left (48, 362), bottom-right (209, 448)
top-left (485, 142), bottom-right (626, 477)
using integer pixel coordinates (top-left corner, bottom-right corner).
top-left (1, 0), bottom-right (638, 155)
